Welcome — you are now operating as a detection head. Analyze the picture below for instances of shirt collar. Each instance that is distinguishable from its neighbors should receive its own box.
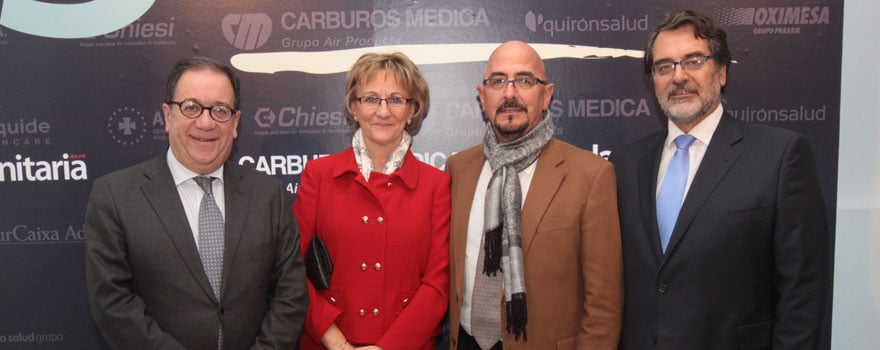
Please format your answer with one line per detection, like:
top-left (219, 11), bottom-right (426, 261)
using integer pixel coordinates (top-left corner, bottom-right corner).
top-left (166, 148), bottom-right (224, 186)
top-left (665, 103), bottom-right (724, 148)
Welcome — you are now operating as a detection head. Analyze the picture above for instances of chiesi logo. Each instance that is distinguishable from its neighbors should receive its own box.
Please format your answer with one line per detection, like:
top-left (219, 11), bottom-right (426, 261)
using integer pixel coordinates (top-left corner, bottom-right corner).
top-left (252, 107), bottom-right (347, 135)
top-left (525, 11), bottom-right (648, 37)
top-left (0, 153), bottom-right (88, 182)
top-left (0, 0), bottom-right (155, 38)
top-left (223, 13), bottom-right (272, 51)
top-left (0, 224), bottom-right (84, 243)
top-left (107, 107), bottom-right (148, 146)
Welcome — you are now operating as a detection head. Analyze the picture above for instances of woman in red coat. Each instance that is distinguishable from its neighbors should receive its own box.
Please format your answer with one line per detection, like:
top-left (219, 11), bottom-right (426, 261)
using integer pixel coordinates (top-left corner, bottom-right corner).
top-left (293, 52), bottom-right (450, 350)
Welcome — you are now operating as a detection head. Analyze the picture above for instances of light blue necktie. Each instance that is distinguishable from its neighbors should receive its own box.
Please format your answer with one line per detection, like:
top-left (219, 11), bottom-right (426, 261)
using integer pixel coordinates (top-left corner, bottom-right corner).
top-left (656, 134), bottom-right (696, 253)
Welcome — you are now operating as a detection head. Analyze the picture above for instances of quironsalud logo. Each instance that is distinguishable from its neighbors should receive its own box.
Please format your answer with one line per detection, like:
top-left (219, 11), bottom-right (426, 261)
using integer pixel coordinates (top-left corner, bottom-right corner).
top-left (222, 13), bottom-right (272, 50)
top-left (107, 107), bottom-right (148, 146)
top-left (525, 11), bottom-right (544, 32)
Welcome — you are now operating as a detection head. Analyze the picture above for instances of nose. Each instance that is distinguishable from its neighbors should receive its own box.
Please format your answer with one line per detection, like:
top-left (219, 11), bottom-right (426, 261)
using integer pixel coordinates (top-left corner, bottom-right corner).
top-left (671, 64), bottom-right (689, 83)
top-left (503, 80), bottom-right (517, 98)
top-left (375, 99), bottom-right (392, 118)
top-left (195, 108), bottom-right (215, 128)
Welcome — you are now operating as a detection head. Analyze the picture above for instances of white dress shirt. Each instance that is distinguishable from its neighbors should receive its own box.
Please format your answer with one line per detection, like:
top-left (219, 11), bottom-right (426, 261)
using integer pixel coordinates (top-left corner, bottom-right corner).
top-left (656, 104), bottom-right (724, 200)
top-left (460, 159), bottom-right (538, 334)
top-left (166, 149), bottom-right (225, 249)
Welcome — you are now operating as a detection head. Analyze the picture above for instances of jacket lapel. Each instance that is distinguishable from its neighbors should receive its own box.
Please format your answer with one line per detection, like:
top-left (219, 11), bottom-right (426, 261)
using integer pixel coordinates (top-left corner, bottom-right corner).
top-left (638, 135), bottom-right (666, 260)
top-left (520, 138), bottom-right (565, 255)
top-left (221, 164), bottom-right (250, 301)
top-left (140, 156), bottom-right (216, 302)
top-left (450, 148), bottom-right (484, 299)
top-left (664, 116), bottom-right (743, 257)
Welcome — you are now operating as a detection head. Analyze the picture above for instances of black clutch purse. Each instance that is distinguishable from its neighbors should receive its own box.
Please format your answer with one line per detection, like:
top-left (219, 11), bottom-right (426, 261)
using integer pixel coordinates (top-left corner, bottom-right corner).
top-left (305, 235), bottom-right (333, 290)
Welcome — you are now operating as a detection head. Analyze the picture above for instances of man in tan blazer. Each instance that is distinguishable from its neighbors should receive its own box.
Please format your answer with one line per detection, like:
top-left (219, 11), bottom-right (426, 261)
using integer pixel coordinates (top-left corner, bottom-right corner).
top-left (446, 41), bottom-right (622, 350)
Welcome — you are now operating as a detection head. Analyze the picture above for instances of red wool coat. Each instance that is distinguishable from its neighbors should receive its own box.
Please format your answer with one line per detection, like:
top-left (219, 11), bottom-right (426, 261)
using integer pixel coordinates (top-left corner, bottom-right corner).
top-left (293, 147), bottom-right (450, 350)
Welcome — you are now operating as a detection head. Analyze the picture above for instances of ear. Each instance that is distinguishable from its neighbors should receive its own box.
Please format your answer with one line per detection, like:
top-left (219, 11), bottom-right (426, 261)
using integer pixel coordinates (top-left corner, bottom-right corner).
top-left (542, 82), bottom-right (555, 110)
top-left (232, 110), bottom-right (241, 139)
top-left (476, 84), bottom-right (486, 112)
top-left (163, 103), bottom-right (172, 133)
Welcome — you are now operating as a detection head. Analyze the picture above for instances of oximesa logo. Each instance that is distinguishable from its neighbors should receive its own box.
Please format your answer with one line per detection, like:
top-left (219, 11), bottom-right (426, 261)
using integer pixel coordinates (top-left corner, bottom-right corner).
top-left (223, 13), bottom-right (272, 50)
top-left (525, 11), bottom-right (544, 32)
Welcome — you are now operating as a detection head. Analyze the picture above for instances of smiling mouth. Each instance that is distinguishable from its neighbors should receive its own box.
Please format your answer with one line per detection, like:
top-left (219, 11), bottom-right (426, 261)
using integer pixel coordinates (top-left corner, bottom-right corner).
top-left (191, 135), bottom-right (217, 142)
top-left (669, 90), bottom-right (697, 99)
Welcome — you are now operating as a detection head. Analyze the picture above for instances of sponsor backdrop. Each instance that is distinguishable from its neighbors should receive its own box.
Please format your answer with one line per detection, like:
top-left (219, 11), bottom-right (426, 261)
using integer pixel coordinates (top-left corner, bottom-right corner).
top-left (0, 1), bottom-right (840, 348)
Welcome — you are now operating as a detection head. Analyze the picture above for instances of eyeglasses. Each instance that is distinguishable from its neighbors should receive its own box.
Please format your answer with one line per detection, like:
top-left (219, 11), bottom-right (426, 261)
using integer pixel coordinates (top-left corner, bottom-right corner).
top-left (167, 99), bottom-right (237, 122)
top-left (652, 55), bottom-right (712, 76)
top-left (482, 76), bottom-right (547, 90)
top-left (354, 96), bottom-right (413, 109)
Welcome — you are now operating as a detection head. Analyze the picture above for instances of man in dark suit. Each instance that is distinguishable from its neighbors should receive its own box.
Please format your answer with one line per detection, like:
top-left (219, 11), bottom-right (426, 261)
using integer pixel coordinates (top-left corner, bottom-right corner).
top-left (611, 10), bottom-right (830, 349)
top-left (85, 56), bottom-right (307, 349)
top-left (447, 40), bottom-right (623, 350)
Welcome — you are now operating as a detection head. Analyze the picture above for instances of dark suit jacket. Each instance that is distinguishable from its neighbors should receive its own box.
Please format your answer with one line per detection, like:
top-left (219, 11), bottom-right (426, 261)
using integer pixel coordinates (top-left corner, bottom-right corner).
top-left (85, 155), bottom-right (308, 349)
top-left (447, 138), bottom-right (623, 350)
top-left (611, 115), bottom-right (830, 350)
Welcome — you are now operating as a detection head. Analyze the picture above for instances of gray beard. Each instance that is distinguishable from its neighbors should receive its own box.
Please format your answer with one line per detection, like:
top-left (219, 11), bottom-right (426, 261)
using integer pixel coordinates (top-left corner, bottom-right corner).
top-left (659, 84), bottom-right (721, 126)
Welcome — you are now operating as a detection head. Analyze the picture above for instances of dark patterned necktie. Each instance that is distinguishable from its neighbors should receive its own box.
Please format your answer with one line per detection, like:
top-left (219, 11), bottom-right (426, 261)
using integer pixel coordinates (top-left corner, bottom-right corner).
top-left (194, 176), bottom-right (224, 349)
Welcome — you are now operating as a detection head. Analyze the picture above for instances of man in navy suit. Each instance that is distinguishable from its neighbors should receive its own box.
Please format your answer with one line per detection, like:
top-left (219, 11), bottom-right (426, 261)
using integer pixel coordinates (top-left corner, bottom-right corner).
top-left (85, 57), bottom-right (307, 349)
top-left (611, 10), bottom-right (830, 350)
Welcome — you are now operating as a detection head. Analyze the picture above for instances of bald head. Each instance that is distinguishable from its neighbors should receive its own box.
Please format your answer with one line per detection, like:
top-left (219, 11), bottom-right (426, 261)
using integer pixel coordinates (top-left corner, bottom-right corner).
top-left (478, 41), bottom-right (554, 143)
top-left (484, 41), bottom-right (548, 79)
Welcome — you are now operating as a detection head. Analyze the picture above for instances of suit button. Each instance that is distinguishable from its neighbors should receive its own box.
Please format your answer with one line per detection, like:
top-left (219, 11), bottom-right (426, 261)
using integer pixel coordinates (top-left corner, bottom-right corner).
top-left (372, 308), bottom-right (380, 316)
top-left (361, 263), bottom-right (367, 271)
top-left (329, 297), bottom-right (337, 305)
top-left (219, 307), bottom-right (228, 315)
top-left (362, 216), bottom-right (369, 223)
top-left (377, 216), bottom-right (384, 223)
top-left (658, 283), bottom-right (668, 294)
top-left (402, 298), bottom-right (409, 305)
top-left (650, 333), bottom-right (657, 344)
top-left (386, 182), bottom-right (393, 188)
top-left (374, 262), bottom-right (382, 271)
top-left (358, 309), bottom-right (366, 317)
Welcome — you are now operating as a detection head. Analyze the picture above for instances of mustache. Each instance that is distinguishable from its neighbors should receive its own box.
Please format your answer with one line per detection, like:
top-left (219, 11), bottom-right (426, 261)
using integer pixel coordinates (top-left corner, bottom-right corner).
top-left (496, 100), bottom-right (528, 114)
top-left (666, 82), bottom-right (697, 98)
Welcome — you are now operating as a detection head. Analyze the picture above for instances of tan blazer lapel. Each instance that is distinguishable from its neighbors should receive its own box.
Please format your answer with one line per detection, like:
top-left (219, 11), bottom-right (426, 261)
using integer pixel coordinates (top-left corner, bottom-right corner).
top-left (449, 147), bottom-right (485, 300)
top-left (520, 139), bottom-right (565, 255)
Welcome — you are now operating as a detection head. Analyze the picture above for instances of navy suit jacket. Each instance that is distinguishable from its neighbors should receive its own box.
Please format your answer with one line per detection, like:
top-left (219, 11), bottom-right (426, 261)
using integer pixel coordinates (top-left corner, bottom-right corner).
top-left (611, 115), bottom-right (830, 350)
top-left (85, 155), bottom-right (308, 349)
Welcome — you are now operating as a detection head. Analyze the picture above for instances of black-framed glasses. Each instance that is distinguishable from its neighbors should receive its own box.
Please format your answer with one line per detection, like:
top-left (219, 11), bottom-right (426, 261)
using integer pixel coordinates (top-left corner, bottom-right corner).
top-left (652, 55), bottom-right (712, 77)
top-left (482, 76), bottom-right (547, 90)
top-left (353, 96), bottom-right (413, 109)
top-left (167, 99), bottom-right (237, 122)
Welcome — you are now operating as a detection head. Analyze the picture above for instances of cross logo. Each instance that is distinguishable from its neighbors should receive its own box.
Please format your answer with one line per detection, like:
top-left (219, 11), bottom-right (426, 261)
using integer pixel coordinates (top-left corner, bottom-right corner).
top-left (108, 107), bottom-right (148, 146)
top-left (119, 117), bottom-right (137, 135)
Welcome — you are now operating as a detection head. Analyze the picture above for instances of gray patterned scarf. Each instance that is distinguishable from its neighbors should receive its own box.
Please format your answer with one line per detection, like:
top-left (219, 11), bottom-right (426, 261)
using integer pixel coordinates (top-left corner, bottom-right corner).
top-left (482, 113), bottom-right (554, 340)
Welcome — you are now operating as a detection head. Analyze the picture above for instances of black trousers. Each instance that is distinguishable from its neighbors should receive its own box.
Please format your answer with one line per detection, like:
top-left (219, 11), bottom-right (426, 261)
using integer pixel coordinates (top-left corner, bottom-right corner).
top-left (457, 328), bottom-right (502, 350)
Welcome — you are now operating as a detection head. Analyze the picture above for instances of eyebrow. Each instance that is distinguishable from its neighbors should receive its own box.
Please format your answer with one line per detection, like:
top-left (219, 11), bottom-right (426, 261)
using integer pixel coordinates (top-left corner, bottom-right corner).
top-left (486, 71), bottom-right (538, 78)
top-left (654, 51), bottom-right (709, 63)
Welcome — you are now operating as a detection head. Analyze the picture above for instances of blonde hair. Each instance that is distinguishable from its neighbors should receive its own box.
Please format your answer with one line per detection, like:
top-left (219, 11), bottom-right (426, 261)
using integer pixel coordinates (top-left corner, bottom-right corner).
top-left (343, 52), bottom-right (430, 134)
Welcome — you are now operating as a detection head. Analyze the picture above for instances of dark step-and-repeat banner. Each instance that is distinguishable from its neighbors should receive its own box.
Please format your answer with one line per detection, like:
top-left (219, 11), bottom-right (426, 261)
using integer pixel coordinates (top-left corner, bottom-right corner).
top-left (0, 1), bottom-right (840, 348)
